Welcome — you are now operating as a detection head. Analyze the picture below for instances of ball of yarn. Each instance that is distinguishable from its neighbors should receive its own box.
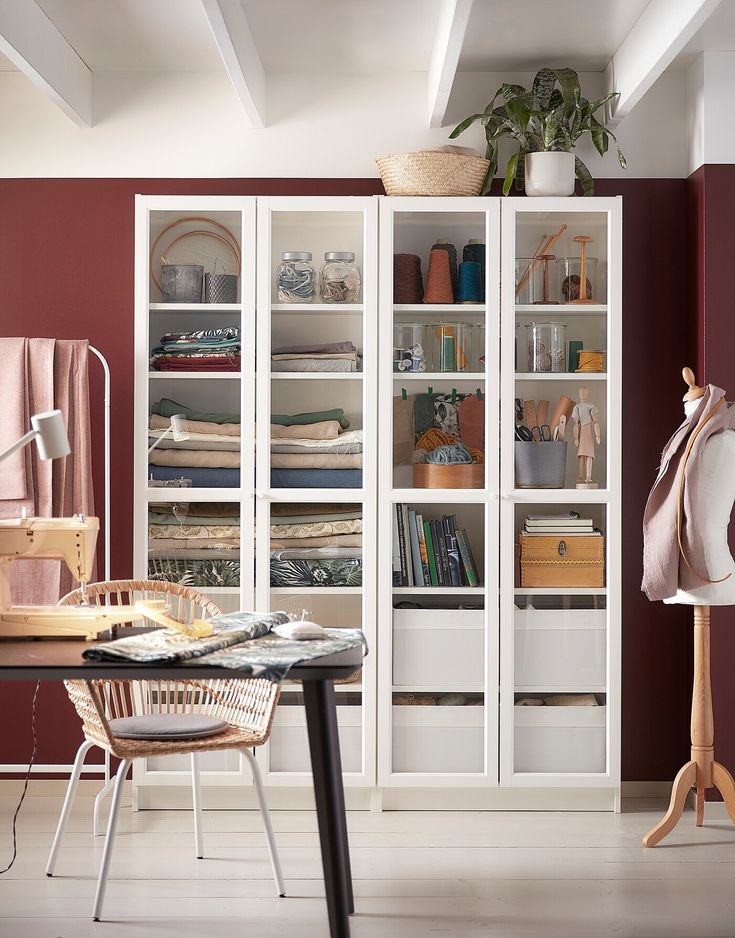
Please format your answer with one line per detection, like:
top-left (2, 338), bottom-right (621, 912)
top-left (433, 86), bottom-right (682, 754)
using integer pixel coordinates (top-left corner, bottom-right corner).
top-left (412, 448), bottom-right (430, 464)
top-left (425, 442), bottom-right (473, 464)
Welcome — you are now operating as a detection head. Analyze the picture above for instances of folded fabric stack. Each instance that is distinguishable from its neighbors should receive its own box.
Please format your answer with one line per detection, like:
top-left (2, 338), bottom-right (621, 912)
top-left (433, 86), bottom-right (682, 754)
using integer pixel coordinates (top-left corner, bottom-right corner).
top-left (151, 327), bottom-right (241, 372)
top-left (148, 398), bottom-right (241, 488)
top-left (270, 407), bottom-right (362, 489)
top-left (147, 501), bottom-right (240, 587)
top-left (271, 340), bottom-right (362, 373)
top-left (270, 502), bottom-right (362, 587)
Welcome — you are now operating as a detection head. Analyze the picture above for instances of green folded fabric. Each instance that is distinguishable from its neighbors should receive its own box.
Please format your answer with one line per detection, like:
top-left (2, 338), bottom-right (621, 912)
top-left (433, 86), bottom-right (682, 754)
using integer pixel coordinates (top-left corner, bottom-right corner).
top-left (152, 397), bottom-right (240, 425)
top-left (271, 408), bottom-right (350, 429)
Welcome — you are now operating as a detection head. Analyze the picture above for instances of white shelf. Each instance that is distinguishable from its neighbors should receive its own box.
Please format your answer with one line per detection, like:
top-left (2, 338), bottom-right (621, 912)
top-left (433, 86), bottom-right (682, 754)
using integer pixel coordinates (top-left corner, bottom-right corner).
top-left (393, 586), bottom-right (485, 595)
top-left (149, 302), bottom-right (241, 312)
top-left (270, 586), bottom-right (363, 596)
top-left (393, 685), bottom-right (486, 694)
top-left (391, 488), bottom-right (486, 504)
top-left (515, 305), bottom-right (607, 315)
top-left (271, 303), bottom-right (362, 314)
top-left (148, 371), bottom-right (240, 380)
top-left (514, 588), bottom-right (607, 596)
top-left (513, 489), bottom-right (610, 504)
top-left (266, 489), bottom-right (364, 503)
top-left (516, 372), bottom-right (607, 381)
top-left (271, 372), bottom-right (363, 380)
top-left (515, 685), bottom-right (607, 694)
top-left (393, 372), bottom-right (485, 382)
top-left (145, 488), bottom-right (243, 502)
top-left (394, 304), bottom-right (486, 315)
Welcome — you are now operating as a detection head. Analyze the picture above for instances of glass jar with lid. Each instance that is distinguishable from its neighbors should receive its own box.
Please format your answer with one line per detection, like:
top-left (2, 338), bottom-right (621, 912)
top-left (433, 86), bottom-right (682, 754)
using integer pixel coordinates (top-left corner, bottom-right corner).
top-left (276, 251), bottom-right (315, 303)
top-left (319, 251), bottom-right (361, 303)
top-left (525, 322), bottom-right (567, 373)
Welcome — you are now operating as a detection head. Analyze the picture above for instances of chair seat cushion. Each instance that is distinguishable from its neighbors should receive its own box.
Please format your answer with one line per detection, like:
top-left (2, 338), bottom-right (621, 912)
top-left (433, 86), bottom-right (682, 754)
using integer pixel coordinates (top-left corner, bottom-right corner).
top-left (109, 714), bottom-right (230, 741)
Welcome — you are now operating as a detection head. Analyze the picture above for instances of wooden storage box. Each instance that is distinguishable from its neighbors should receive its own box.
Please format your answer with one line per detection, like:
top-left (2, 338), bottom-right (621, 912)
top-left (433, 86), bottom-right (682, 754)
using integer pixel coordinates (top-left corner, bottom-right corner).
top-left (518, 534), bottom-right (604, 588)
top-left (413, 463), bottom-right (484, 489)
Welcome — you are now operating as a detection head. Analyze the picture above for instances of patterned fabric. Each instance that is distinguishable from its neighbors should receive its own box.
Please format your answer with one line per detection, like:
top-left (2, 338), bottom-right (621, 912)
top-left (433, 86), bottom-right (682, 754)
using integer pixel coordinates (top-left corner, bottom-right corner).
top-left (270, 558), bottom-right (362, 587)
top-left (148, 524), bottom-right (240, 540)
top-left (270, 519), bottom-right (362, 539)
top-left (148, 557), bottom-right (241, 587)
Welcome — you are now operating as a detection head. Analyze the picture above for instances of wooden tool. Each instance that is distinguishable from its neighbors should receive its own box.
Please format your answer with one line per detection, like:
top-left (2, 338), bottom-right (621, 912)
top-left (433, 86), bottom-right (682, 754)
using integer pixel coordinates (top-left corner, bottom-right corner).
top-left (535, 255), bottom-right (557, 305)
top-left (570, 235), bottom-right (594, 304)
top-left (536, 400), bottom-right (549, 427)
top-left (548, 395), bottom-right (576, 432)
top-left (523, 399), bottom-right (539, 431)
top-left (515, 225), bottom-right (568, 300)
top-left (557, 414), bottom-right (567, 441)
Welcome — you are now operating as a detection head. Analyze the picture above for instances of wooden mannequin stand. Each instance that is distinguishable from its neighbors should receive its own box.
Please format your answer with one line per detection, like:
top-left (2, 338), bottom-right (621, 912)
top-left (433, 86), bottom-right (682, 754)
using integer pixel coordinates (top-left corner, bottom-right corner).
top-left (643, 605), bottom-right (735, 846)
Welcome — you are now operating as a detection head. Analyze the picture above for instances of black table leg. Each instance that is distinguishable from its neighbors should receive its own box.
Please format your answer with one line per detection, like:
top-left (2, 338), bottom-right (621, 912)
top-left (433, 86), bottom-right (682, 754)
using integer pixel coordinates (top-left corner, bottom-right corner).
top-left (303, 678), bottom-right (354, 938)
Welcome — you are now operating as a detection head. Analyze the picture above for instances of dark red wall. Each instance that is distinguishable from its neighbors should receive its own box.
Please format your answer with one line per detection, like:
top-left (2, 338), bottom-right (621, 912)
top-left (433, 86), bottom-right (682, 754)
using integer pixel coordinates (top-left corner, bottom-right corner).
top-left (0, 177), bottom-right (695, 781)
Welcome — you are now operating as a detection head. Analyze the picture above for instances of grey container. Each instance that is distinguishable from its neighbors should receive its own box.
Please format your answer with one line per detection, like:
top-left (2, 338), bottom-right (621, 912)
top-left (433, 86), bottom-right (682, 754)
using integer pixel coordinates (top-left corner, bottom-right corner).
top-left (161, 264), bottom-right (204, 303)
top-left (205, 273), bottom-right (238, 304)
top-left (515, 441), bottom-right (567, 488)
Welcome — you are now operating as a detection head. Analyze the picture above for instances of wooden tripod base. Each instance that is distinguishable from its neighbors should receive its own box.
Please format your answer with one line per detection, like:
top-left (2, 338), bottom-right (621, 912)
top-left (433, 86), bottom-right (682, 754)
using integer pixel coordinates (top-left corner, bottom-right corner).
top-left (643, 605), bottom-right (735, 847)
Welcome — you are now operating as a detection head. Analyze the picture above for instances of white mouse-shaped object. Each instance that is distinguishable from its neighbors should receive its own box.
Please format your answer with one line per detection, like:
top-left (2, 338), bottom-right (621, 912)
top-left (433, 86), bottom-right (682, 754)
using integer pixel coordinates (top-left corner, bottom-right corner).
top-left (274, 620), bottom-right (326, 641)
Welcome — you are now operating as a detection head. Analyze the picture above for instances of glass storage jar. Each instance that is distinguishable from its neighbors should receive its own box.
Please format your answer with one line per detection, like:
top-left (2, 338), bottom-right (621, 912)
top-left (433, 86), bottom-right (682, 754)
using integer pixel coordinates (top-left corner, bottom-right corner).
top-left (319, 251), bottom-right (361, 303)
top-left (558, 256), bottom-right (598, 303)
top-left (433, 322), bottom-right (475, 373)
top-left (393, 323), bottom-right (430, 372)
top-left (277, 251), bottom-right (315, 303)
top-left (515, 256), bottom-right (559, 305)
top-left (525, 322), bottom-right (567, 373)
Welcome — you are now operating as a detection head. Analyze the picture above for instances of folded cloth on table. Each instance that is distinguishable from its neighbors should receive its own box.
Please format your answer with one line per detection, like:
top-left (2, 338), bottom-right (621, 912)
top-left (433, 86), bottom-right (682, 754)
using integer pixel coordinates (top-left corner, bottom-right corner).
top-left (270, 558), bottom-right (362, 588)
top-left (270, 421), bottom-right (342, 440)
top-left (148, 524), bottom-right (240, 540)
top-left (271, 359), bottom-right (358, 373)
top-left (271, 352), bottom-right (358, 362)
top-left (270, 502), bottom-right (361, 519)
top-left (161, 327), bottom-right (240, 343)
top-left (271, 513), bottom-right (362, 527)
top-left (270, 518), bottom-right (362, 538)
top-left (270, 534), bottom-right (363, 549)
top-left (146, 537), bottom-right (240, 551)
top-left (272, 341), bottom-right (355, 356)
top-left (150, 414), bottom-right (241, 437)
top-left (271, 408), bottom-right (349, 429)
top-left (152, 398), bottom-right (240, 425)
top-left (149, 466), bottom-right (240, 487)
top-left (152, 501), bottom-right (241, 518)
top-left (149, 449), bottom-right (240, 469)
top-left (148, 556), bottom-right (241, 586)
top-left (148, 432), bottom-right (240, 452)
top-left (149, 511), bottom-right (240, 526)
top-left (270, 453), bottom-right (362, 469)
top-left (270, 469), bottom-right (362, 488)
top-left (270, 547), bottom-right (362, 560)
top-left (270, 430), bottom-right (362, 454)
top-left (151, 355), bottom-right (240, 372)
top-left (148, 547), bottom-right (241, 561)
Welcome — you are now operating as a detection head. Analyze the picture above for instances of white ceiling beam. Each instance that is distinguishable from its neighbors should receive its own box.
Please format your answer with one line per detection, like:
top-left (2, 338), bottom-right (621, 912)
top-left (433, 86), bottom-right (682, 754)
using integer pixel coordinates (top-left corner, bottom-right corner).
top-left (0, 0), bottom-right (91, 127)
top-left (604, 0), bottom-right (722, 125)
top-left (201, 0), bottom-right (266, 129)
top-left (427, 0), bottom-right (474, 129)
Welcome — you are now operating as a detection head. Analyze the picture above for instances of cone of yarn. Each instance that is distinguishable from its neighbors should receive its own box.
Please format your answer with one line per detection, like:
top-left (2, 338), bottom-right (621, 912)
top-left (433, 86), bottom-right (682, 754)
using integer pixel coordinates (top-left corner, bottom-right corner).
top-left (463, 240), bottom-right (485, 300)
top-left (423, 248), bottom-right (454, 304)
top-left (433, 240), bottom-right (458, 294)
top-left (394, 253), bottom-right (423, 303)
top-left (456, 261), bottom-right (482, 303)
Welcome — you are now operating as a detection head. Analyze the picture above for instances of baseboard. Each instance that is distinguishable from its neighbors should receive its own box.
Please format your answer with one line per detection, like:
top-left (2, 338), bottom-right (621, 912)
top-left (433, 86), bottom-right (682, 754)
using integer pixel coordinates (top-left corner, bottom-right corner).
top-left (621, 781), bottom-right (674, 798)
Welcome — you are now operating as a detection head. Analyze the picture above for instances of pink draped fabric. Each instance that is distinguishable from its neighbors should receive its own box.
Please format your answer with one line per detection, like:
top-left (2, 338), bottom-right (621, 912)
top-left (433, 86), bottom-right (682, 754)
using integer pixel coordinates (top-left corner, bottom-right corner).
top-left (0, 338), bottom-right (95, 603)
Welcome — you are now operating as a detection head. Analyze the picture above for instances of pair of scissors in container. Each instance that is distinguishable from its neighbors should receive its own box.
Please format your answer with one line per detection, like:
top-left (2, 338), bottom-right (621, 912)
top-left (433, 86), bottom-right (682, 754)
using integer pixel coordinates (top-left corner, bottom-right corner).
top-left (515, 424), bottom-right (552, 442)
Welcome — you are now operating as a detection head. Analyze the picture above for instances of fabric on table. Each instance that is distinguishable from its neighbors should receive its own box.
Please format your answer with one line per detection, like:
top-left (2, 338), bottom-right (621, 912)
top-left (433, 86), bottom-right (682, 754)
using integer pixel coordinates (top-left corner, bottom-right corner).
top-left (148, 433), bottom-right (240, 452)
top-left (270, 453), bottom-right (362, 469)
top-left (271, 352), bottom-right (357, 362)
top-left (161, 327), bottom-right (240, 343)
top-left (151, 501), bottom-right (241, 518)
top-left (270, 421), bottom-right (342, 440)
top-left (149, 511), bottom-right (240, 526)
top-left (150, 414), bottom-right (241, 438)
top-left (271, 440), bottom-right (362, 455)
top-left (271, 408), bottom-right (350, 430)
top-left (270, 359), bottom-right (357, 373)
top-left (154, 339), bottom-right (241, 353)
top-left (458, 394), bottom-right (485, 452)
top-left (149, 465), bottom-right (240, 487)
top-left (149, 449), bottom-right (240, 469)
top-left (270, 534), bottom-right (362, 549)
top-left (270, 518), bottom-right (362, 539)
top-left (272, 341), bottom-right (355, 356)
top-left (148, 556), bottom-right (241, 586)
top-left (270, 468), bottom-right (362, 488)
top-left (270, 547), bottom-right (362, 560)
top-left (152, 398), bottom-right (240, 425)
top-left (148, 524), bottom-right (240, 540)
top-left (270, 502), bottom-right (361, 518)
top-left (149, 548), bottom-right (241, 561)
top-left (270, 557), bottom-right (362, 587)
top-left (146, 537), bottom-right (240, 551)
top-left (151, 355), bottom-right (240, 372)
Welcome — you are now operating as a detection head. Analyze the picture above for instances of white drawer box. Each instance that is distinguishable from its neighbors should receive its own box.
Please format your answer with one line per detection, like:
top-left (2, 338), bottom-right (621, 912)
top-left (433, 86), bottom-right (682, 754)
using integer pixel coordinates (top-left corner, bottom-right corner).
top-left (514, 608), bottom-right (606, 688)
top-left (269, 706), bottom-right (362, 774)
top-left (392, 705), bottom-right (484, 774)
top-left (514, 705), bottom-right (606, 774)
top-left (393, 609), bottom-right (485, 687)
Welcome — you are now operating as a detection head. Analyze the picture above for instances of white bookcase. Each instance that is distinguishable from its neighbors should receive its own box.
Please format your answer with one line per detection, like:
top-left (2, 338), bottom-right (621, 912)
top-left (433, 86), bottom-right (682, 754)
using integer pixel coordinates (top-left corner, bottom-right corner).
top-left (133, 194), bottom-right (621, 811)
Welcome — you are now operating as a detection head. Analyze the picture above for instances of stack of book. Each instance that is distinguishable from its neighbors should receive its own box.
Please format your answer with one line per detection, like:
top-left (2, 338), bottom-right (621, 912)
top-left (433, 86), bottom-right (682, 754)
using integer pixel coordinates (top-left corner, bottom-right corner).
top-left (392, 505), bottom-right (480, 588)
top-left (522, 512), bottom-right (599, 536)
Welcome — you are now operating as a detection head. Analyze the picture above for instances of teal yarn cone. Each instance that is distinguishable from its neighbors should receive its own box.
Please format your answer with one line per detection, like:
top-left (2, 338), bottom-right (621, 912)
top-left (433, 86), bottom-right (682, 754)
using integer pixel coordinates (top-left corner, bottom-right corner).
top-left (463, 240), bottom-right (485, 301)
top-left (457, 261), bottom-right (482, 304)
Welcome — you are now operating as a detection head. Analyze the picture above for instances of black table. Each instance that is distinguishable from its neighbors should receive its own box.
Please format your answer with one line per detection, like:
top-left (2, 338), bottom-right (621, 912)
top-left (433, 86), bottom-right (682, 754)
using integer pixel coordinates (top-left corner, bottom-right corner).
top-left (0, 640), bottom-right (358, 938)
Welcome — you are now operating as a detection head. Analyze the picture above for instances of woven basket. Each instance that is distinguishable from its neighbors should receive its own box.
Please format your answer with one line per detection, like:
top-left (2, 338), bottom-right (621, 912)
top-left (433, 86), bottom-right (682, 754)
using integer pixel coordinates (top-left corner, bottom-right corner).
top-left (377, 151), bottom-right (490, 197)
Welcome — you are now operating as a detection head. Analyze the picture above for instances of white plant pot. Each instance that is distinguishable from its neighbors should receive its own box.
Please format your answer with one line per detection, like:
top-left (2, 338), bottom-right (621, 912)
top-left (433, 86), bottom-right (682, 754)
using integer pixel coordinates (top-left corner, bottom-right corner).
top-left (524, 151), bottom-right (575, 197)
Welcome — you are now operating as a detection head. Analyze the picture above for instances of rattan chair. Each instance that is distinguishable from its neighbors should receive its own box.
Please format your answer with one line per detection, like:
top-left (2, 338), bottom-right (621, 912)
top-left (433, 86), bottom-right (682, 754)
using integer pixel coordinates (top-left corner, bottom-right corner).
top-left (47, 579), bottom-right (285, 921)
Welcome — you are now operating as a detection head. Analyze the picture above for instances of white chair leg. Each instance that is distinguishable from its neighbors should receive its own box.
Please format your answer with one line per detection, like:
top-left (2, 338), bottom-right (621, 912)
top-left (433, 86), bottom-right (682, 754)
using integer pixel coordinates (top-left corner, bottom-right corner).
top-left (46, 739), bottom-right (95, 876)
top-left (191, 752), bottom-right (204, 859)
top-left (93, 774), bottom-right (116, 838)
top-left (243, 748), bottom-right (285, 897)
top-left (92, 758), bottom-right (131, 922)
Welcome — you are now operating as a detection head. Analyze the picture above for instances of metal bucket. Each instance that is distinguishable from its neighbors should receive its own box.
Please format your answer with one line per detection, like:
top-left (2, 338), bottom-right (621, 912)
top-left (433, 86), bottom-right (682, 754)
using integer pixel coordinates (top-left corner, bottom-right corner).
top-left (161, 264), bottom-right (204, 303)
top-left (205, 273), bottom-right (238, 304)
top-left (515, 441), bottom-right (567, 488)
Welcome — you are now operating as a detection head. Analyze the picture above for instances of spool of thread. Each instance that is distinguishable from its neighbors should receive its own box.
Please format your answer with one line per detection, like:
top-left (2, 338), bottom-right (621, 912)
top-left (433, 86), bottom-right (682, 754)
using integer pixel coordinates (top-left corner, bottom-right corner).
top-left (568, 340), bottom-right (584, 372)
top-left (393, 253), bottom-right (423, 304)
top-left (463, 240), bottom-right (485, 301)
top-left (423, 248), bottom-right (454, 304)
top-left (576, 350), bottom-right (605, 372)
top-left (433, 240), bottom-right (458, 294)
top-left (456, 261), bottom-right (482, 303)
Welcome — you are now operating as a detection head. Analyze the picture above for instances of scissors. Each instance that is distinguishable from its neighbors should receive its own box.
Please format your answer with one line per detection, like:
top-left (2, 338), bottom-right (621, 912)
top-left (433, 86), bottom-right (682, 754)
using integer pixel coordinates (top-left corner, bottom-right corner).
top-left (515, 425), bottom-right (534, 442)
top-left (530, 424), bottom-right (552, 442)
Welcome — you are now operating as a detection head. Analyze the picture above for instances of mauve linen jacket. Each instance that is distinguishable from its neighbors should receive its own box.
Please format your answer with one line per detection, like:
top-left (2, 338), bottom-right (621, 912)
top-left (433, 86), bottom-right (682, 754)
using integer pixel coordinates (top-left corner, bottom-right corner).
top-left (642, 385), bottom-right (735, 602)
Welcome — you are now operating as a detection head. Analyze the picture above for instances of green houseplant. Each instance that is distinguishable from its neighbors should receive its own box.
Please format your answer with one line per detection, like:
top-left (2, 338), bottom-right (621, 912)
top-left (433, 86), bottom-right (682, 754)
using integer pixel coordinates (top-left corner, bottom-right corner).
top-left (450, 67), bottom-right (626, 196)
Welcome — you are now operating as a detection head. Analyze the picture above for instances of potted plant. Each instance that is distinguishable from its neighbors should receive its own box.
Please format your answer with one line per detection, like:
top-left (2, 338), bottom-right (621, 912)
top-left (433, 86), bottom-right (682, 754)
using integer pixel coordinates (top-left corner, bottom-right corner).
top-left (449, 68), bottom-right (626, 197)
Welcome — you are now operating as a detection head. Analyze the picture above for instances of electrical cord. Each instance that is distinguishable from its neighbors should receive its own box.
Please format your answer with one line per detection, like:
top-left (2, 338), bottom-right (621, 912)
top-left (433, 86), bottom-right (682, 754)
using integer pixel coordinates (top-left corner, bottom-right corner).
top-left (0, 681), bottom-right (40, 875)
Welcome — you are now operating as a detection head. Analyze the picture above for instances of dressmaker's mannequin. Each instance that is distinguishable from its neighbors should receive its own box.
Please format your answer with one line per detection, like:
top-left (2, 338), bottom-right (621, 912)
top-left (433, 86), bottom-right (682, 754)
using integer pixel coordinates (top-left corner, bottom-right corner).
top-left (643, 368), bottom-right (735, 847)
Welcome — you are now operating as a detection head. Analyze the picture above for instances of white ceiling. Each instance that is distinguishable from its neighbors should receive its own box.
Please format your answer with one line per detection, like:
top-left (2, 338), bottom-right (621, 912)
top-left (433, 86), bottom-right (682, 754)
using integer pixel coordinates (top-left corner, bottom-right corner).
top-left (671, 0), bottom-right (735, 67)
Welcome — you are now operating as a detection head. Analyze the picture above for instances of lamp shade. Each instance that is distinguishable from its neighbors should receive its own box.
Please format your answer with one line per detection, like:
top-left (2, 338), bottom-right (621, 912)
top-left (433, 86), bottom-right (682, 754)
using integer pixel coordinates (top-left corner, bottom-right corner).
top-left (30, 410), bottom-right (71, 460)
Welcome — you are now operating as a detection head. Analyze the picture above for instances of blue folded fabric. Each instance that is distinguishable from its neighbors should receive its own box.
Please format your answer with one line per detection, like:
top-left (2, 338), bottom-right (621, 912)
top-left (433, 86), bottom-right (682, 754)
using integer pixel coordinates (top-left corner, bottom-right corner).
top-left (149, 465), bottom-right (241, 488)
top-left (270, 468), bottom-right (362, 489)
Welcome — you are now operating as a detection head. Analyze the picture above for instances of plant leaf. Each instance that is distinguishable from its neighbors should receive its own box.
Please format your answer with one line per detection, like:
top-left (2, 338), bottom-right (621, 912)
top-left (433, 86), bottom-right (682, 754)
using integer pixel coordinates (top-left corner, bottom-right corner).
top-left (502, 152), bottom-right (520, 197)
top-left (551, 68), bottom-right (581, 119)
top-left (590, 116), bottom-right (608, 157)
top-left (532, 68), bottom-right (556, 109)
top-left (450, 113), bottom-right (483, 138)
top-left (514, 152), bottom-right (526, 191)
top-left (574, 155), bottom-right (594, 196)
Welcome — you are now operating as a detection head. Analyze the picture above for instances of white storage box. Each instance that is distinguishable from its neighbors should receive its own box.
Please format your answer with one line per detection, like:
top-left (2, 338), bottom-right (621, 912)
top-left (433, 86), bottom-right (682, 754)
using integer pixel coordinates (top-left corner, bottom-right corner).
top-left (392, 705), bottom-right (484, 774)
top-left (514, 705), bottom-right (606, 774)
top-left (269, 705), bottom-right (362, 774)
top-left (393, 608), bottom-right (484, 687)
top-left (514, 608), bottom-right (606, 688)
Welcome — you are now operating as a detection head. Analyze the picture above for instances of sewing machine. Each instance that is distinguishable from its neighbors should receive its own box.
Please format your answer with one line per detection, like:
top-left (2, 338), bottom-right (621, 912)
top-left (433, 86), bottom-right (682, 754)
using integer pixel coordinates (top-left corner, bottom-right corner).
top-left (0, 515), bottom-right (212, 640)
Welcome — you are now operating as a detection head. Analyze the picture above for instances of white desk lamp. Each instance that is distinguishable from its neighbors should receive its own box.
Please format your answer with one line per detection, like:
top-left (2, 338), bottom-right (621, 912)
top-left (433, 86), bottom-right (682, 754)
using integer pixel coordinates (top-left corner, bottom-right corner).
top-left (147, 414), bottom-right (189, 455)
top-left (0, 409), bottom-right (71, 464)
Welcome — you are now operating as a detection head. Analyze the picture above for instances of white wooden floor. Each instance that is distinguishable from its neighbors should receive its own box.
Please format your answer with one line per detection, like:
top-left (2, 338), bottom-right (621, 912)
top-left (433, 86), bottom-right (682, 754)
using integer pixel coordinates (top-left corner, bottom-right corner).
top-left (1, 787), bottom-right (735, 937)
